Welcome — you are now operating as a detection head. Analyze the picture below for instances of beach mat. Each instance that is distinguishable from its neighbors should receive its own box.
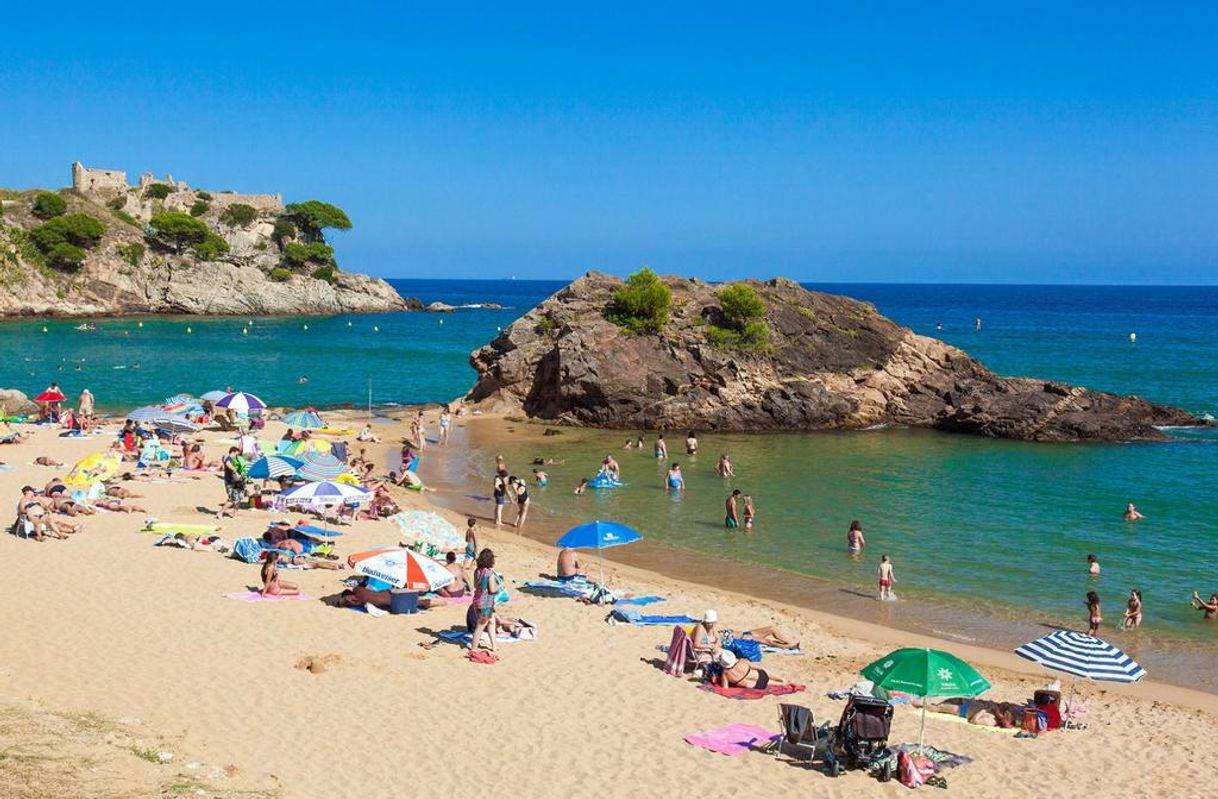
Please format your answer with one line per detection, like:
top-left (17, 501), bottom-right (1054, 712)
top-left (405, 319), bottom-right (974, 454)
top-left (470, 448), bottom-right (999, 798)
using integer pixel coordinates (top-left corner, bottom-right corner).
top-left (699, 682), bottom-right (806, 701)
top-left (685, 724), bottom-right (779, 756)
top-left (519, 578), bottom-right (593, 597)
top-left (224, 591), bottom-right (311, 603)
top-left (610, 608), bottom-right (697, 625)
top-left (436, 629), bottom-right (522, 645)
top-left (614, 595), bottom-right (665, 606)
top-left (143, 521), bottom-right (222, 535)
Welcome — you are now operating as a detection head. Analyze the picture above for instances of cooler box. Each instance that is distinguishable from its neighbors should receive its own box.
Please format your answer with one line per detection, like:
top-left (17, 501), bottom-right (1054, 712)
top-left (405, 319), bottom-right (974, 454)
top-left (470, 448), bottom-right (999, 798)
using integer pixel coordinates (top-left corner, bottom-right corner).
top-left (389, 589), bottom-right (419, 614)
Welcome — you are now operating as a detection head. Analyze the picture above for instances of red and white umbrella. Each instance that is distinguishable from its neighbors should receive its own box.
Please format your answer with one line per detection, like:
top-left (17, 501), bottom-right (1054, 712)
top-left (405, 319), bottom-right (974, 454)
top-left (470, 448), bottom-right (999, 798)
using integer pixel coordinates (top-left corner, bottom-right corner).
top-left (346, 547), bottom-right (455, 591)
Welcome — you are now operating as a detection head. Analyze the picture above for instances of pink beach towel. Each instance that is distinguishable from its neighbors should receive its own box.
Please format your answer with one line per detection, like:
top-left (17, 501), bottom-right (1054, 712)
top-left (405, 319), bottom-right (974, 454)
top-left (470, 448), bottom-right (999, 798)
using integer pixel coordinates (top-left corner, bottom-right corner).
top-left (685, 724), bottom-right (779, 756)
top-left (224, 591), bottom-right (312, 603)
top-left (699, 682), bottom-right (806, 701)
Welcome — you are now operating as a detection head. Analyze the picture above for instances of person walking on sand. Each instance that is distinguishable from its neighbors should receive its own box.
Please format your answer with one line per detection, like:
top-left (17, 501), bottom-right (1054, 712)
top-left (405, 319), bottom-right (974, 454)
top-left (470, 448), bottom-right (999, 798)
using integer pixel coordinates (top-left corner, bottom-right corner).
top-left (511, 475), bottom-right (530, 529)
top-left (654, 434), bottom-right (667, 460)
top-left (847, 520), bottom-right (866, 553)
top-left (1087, 554), bottom-right (1100, 575)
top-left (1123, 589), bottom-right (1143, 630)
top-left (1086, 591), bottom-right (1102, 635)
top-left (1124, 502), bottom-right (1144, 521)
top-left (438, 406), bottom-right (452, 446)
top-left (492, 469), bottom-right (508, 526)
top-left (78, 388), bottom-right (94, 419)
top-left (464, 518), bottom-right (479, 565)
top-left (724, 489), bottom-right (741, 529)
top-left (877, 554), bottom-right (896, 601)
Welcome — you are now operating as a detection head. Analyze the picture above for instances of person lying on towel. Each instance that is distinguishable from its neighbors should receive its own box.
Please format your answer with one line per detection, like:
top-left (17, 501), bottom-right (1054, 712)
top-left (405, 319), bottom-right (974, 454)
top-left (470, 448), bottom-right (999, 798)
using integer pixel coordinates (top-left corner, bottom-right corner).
top-left (915, 697), bottom-right (1024, 728)
top-left (714, 650), bottom-right (786, 691)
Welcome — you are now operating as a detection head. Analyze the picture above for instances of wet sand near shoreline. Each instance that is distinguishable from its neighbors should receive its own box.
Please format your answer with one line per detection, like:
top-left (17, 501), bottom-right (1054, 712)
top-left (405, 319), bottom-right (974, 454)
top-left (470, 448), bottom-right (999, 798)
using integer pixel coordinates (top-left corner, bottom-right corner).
top-left (0, 407), bottom-right (1215, 799)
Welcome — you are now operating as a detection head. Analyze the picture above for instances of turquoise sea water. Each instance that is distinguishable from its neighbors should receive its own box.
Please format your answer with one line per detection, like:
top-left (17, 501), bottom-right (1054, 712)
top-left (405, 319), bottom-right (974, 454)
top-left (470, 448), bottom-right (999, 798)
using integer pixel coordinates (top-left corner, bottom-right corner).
top-left (2, 280), bottom-right (1216, 649)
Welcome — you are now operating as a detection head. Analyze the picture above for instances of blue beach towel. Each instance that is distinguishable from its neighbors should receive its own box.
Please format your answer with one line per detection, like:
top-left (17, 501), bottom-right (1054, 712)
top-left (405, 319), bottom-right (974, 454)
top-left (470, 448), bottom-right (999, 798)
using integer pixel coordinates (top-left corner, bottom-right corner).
top-left (614, 595), bottom-right (666, 606)
top-left (609, 608), bottom-right (697, 626)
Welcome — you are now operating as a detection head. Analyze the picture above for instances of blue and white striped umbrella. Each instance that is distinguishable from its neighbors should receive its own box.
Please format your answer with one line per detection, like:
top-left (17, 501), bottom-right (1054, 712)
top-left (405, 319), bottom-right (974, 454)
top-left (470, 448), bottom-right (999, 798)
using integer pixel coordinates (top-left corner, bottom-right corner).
top-left (214, 391), bottom-right (266, 413)
top-left (247, 455), bottom-right (304, 480)
top-left (296, 451), bottom-right (348, 482)
top-left (282, 410), bottom-right (325, 429)
top-left (275, 480), bottom-right (370, 509)
top-left (1014, 630), bottom-right (1146, 683)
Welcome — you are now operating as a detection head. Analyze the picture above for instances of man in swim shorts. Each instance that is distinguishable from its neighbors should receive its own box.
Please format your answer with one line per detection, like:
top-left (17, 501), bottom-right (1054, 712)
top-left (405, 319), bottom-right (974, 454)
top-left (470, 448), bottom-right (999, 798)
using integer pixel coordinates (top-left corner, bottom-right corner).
top-left (877, 554), bottom-right (895, 600)
top-left (725, 489), bottom-right (741, 529)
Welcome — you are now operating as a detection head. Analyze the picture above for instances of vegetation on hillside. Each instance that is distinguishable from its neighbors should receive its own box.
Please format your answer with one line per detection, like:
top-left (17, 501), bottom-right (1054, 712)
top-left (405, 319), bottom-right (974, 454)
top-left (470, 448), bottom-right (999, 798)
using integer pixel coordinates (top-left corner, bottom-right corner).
top-left (29, 214), bottom-right (106, 271)
top-left (220, 203), bottom-right (258, 227)
top-left (147, 212), bottom-right (229, 259)
top-left (282, 200), bottom-right (351, 242)
top-left (607, 267), bottom-right (671, 334)
top-left (32, 192), bottom-right (67, 219)
top-left (706, 283), bottom-right (770, 352)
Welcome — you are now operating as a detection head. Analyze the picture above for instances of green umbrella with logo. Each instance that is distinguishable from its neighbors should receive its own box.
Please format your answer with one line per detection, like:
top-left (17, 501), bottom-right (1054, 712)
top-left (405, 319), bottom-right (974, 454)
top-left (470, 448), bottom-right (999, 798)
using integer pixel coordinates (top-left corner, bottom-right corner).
top-left (861, 648), bottom-right (991, 749)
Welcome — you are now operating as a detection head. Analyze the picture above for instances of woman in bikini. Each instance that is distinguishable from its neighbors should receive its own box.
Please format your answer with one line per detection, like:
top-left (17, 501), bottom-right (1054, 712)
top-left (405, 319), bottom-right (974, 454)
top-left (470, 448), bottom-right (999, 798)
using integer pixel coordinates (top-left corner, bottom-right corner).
top-left (715, 650), bottom-right (781, 691)
top-left (1122, 589), bottom-right (1143, 630)
top-left (261, 552), bottom-right (300, 597)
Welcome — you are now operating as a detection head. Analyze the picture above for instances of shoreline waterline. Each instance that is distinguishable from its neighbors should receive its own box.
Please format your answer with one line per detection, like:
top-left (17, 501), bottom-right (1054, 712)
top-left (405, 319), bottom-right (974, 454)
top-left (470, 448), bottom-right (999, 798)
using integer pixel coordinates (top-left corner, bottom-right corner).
top-left (424, 414), bottom-right (1218, 700)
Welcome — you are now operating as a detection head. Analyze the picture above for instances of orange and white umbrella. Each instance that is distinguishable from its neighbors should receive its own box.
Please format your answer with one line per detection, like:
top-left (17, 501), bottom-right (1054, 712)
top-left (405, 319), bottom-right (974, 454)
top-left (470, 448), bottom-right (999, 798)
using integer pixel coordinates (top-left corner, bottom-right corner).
top-left (346, 547), bottom-right (455, 591)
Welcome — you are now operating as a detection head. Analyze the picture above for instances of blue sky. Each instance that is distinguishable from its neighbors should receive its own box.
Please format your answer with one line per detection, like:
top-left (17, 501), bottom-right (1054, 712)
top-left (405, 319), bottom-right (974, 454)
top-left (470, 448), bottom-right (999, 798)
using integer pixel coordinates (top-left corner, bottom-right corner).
top-left (3, 4), bottom-right (1216, 283)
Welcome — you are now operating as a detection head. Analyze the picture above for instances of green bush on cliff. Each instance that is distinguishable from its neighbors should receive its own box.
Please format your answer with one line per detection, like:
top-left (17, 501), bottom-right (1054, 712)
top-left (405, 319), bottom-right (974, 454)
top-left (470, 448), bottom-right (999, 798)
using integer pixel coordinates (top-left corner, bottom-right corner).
top-left (607, 267), bottom-right (671, 334)
top-left (116, 242), bottom-right (145, 266)
top-left (30, 214), bottom-right (106, 251)
top-left (196, 191), bottom-right (212, 201)
top-left (220, 203), bottom-right (257, 227)
top-left (46, 242), bottom-right (85, 270)
top-left (283, 241), bottom-right (334, 267)
top-left (190, 199), bottom-right (210, 217)
top-left (281, 200), bottom-right (351, 242)
top-left (144, 183), bottom-right (174, 200)
top-left (31, 192), bottom-right (67, 220)
top-left (272, 218), bottom-right (296, 244)
top-left (147, 212), bottom-right (228, 259)
top-left (194, 231), bottom-right (230, 260)
top-left (311, 265), bottom-right (337, 284)
top-left (706, 283), bottom-right (770, 353)
top-left (269, 267), bottom-right (292, 282)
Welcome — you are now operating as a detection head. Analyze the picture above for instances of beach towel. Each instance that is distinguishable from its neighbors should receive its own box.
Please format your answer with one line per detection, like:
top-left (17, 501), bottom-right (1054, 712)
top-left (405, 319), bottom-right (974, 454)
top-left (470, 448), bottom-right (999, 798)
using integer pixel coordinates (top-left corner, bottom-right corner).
top-left (760, 645), bottom-right (804, 656)
top-left (684, 724), bottom-right (779, 757)
top-left (436, 629), bottom-right (522, 645)
top-left (223, 591), bottom-right (311, 603)
top-left (664, 625), bottom-right (694, 676)
top-left (609, 608), bottom-right (697, 626)
top-left (699, 682), bottom-right (806, 701)
top-left (614, 595), bottom-right (665, 606)
top-left (468, 650), bottom-right (498, 665)
top-left (519, 578), bottom-right (594, 597)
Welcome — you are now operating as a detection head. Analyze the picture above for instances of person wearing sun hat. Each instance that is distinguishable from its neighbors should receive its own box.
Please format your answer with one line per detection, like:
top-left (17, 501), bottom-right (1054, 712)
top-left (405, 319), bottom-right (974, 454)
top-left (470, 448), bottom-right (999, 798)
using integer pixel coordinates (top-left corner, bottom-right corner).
top-left (690, 609), bottom-right (721, 670)
top-left (716, 648), bottom-right (783, 690)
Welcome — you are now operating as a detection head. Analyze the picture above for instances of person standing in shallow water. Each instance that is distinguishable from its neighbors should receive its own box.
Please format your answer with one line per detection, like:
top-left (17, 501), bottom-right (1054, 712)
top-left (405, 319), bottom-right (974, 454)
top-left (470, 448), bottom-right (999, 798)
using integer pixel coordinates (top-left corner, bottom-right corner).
top-left (742, 494), bottom-right (755, 529)
top-left (1086, 591), bottom-right (1102, 635)
top-left (654, 434), bottom-right (667, 460)
top-left (1087, 554), bottom-right (1100, 575)
top-left (847, 520), bottom-right (866, 553)
top-left (724, 489), bottom-right (741, 529)
top-left (685, 431), bottom-right (698, 455)
top-left (877, 554), bottom-right (895, 601)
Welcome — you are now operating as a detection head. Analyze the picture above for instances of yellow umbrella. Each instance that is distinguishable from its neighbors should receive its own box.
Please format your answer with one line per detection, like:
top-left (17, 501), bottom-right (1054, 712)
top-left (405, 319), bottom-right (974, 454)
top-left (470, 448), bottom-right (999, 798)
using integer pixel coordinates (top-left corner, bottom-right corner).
top-left (65, 452), bottom-right (123, 487)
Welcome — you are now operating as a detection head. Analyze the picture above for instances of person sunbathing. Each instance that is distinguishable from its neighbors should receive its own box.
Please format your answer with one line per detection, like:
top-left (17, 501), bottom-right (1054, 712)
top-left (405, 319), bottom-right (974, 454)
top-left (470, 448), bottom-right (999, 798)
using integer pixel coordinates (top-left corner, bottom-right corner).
top-left (715, 650), bottom-right (783, 690)
top-left (105, 484), bottom-right (142, 499)
top-left (17, 487), bottom-right (60, 541)
top-left (51, 496), bottom-right (94, 515)
top-left (34, 456), bottom-right (63, 467)
top-left (438, 551), bottom-right (470, 597)
top-left (742, 626), bottom-right (800, 650)
top-left (915, 697), bottom-right (1023, 728)
top-left (557, 547), bottom-right (585, 580)
top-left (691, 610), bottom-right (722, 667)
top-left (260, 552), bottom-right (300, 597)
top-left (91, 498), bottom-right (147, 513)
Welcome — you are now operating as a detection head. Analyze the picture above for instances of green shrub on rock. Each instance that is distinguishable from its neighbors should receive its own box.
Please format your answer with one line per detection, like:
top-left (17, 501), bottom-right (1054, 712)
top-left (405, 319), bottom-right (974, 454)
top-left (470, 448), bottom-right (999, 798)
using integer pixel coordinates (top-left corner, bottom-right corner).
top-left (270, 267), bottom-right (291, 282)
top-left (190, 200), bottom-right (210, 217)
top-left (220, 203), bottom-right (257, 227)
top-left (607, 267), bottom-right (671, 334)
top-left (116, 242), bottom-right (145, 266)
top-left (30, 214), bottom-right (106, 251)
top-left (32, 192), bottom-right (67, 220)
top-left (47, 242), bottom-right (86, 270)
top-left (145, 183), bottom-right (174, 200)
top-left (283, 241), bottom-right (334, 267)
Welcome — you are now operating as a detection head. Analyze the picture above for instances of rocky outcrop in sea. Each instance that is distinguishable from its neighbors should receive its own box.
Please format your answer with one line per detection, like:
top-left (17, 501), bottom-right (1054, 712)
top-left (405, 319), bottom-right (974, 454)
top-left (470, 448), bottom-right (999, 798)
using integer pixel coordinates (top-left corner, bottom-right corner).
top-left (466, 272), bottom-right (1205, 442)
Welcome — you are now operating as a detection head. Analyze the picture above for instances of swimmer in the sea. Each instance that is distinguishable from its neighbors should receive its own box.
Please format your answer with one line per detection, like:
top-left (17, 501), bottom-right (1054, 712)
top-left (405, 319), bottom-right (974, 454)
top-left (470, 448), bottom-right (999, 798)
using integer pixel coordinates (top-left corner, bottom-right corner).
top-left (847, 520), bottom-right (866, 552)
top-left (1191, 592), bottom-right (1218, 621)
top-left (666, 463), bottom-right (684, 492)
top-left (716, 453), bottom-right (735, 478)
top-left (532, 468), bottom-right (548, 487)
top-left (1124, 502), bottom-right (1144, 521)
top-left (654, 434), bottom-right (667, 460)
top-left (1088, 554), bottom-right (1100, 575)
top-left (574, 478), bottom-right (588, 495)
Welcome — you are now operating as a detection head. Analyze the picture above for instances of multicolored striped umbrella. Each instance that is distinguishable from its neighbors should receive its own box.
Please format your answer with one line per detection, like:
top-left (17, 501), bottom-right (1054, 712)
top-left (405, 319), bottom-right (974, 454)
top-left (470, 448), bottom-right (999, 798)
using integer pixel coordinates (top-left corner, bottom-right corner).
top-left (282, 410), bottom-right (325, 429)
top-left (392, 511), bottom-right (462, 551)
top-left (347, 547), bottom-right (455, 591)
top-left (214, 391), bottom-right (266, 414)
top-left (296, 451), bottom-right (348, 482)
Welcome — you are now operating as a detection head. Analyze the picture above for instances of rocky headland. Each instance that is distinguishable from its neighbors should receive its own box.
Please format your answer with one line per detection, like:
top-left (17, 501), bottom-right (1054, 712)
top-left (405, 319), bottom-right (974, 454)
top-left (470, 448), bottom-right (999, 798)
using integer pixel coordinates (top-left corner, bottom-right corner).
top-left (467, 272), bottom-right (1205, 442)
top-left (0, 162), bottom-right (418, 316)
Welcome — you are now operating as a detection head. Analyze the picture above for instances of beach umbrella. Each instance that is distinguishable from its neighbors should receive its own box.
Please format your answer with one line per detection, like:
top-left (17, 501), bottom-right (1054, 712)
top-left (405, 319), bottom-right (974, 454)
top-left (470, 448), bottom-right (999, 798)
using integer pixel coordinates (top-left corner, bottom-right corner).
top-left (1015, 630), bottom-right (1146, 711)
top-left (34, 389), bottom-right (66, 403)
top-left (246, 454), bottom-right (304, 480)
top-left (283, 410), bottom-right (325, 429)
top-left (861, 648), bottom-right (991, 749)
top-left (392, 510), bottom-right (462, 551)
top-left (200, 390), bottom-right (228, 402)
top-left (556, 520), bottom-right (643, 585)
top-left (127, 405), bottom-right (169, 423)
top-left (214, 391), bottom-right (266, 414)
top-left (296, 451), bottom-right (348, 482)
top-left (150, 416), bottom-right (198, 434)
top-left (277, 437), bottom-right (331, 456)
top-left (347, 547), bottom-right (455, 591)
top-left (276, 480), bottom-right (369, 510)
top-left (162, 394), bottom-right (203, 416)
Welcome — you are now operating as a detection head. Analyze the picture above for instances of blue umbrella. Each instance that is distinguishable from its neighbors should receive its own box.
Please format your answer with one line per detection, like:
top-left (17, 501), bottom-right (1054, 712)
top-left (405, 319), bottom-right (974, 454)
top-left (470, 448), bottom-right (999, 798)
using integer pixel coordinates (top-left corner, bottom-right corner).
top-left (247, 454), bottom-right (304, 479)
top-left (556, 520), bottom-right (643, 584)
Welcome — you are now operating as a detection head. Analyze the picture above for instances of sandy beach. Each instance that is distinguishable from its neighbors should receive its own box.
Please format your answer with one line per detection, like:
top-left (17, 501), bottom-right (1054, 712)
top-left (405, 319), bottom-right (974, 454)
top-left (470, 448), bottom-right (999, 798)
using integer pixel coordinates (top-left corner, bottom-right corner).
top-left (1, 409), bottom-right (1215, 799)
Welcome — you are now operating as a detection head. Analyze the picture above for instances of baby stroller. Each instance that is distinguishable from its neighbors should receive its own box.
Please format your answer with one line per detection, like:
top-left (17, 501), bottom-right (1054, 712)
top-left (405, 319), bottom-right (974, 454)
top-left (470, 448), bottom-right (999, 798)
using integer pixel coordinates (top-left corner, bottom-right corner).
top-left (826, 695), bottom-right (894, 779)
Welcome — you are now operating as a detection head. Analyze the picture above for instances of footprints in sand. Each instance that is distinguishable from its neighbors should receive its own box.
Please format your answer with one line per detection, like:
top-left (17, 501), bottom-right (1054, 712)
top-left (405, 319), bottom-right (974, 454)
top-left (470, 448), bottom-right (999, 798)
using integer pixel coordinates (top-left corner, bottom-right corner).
top-left (294, 654), bottom-right (342, 674)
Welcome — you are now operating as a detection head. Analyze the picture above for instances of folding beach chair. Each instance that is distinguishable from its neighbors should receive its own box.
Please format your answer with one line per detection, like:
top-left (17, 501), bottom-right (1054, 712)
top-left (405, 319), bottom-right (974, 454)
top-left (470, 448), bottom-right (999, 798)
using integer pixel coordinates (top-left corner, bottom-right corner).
top-left (775, 703), bottom-right (827, 761)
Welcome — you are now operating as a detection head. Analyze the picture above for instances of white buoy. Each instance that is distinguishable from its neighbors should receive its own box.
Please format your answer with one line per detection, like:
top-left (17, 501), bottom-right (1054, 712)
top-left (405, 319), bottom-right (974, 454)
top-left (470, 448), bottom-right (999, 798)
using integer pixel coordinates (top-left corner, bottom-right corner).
top-left (303, 324), bottom-right (309, 331)
top-left (373, 325), bottom-right (379, 332)
top-left (347, 321), bottom-right (352, 328)
top-left (1129, 332), bottom-right (1136, 343)
top-left (137, 321), bottom-right (143, 328)
top-left (242, 328), bottom-right (248, 336)
top-left (439, 319), bottom-right (443, 325)
top-left (186, 327), bottom-right (192, 334)
top-left (41, 326), bottom-right (48, 333)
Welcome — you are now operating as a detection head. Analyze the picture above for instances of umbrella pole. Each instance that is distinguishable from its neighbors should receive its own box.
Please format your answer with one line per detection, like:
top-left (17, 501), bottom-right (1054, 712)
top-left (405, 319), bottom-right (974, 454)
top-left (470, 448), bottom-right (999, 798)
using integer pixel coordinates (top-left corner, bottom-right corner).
top-left (598, 550), bottom-right (605, 588)
top-left (919, 700), bottom-right (927, 753)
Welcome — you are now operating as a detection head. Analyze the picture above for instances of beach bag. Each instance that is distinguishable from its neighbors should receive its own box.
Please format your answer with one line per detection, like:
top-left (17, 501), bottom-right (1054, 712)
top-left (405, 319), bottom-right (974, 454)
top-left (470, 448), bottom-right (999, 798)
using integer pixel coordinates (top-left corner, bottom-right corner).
top-left (727, 638), bottom-right (763, 663)
top-left (494, 572), bottom-right (510, 604)
top-left (899, 751), bottom-right (935, 788)
top-left (231, 537), bottom-right (264, 564)
top-left (512, 620), bottom-right (537, 640)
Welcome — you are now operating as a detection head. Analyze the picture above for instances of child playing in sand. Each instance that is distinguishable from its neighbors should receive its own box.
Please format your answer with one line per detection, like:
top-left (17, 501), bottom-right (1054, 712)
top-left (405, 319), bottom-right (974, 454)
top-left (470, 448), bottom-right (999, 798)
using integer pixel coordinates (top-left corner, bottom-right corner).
top-left (1086, 591), bottom-right (1102, 635)
top-left (877, 554), bottom-right (896, 601)
top-left (261, 552), bottom-right (299, 597)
